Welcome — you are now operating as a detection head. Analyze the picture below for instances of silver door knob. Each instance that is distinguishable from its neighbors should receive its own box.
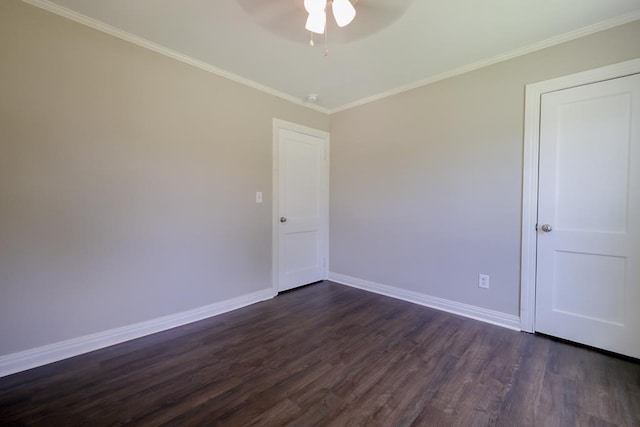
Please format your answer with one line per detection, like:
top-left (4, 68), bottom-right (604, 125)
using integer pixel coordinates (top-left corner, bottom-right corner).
top-left (540, 224), bottom-right (553, 232)
top-left (280, 217), bottom-right (287, 223)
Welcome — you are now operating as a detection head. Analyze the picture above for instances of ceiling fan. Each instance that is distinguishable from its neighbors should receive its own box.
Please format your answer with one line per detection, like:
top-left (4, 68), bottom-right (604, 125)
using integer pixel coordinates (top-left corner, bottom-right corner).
top-left (236, 0), bottom-right (415, 45)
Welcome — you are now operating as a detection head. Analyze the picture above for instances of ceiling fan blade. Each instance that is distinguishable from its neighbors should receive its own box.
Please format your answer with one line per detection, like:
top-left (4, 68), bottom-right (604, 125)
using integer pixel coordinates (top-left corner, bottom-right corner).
top-left (304, 0), bottom-right (326, 14)
top-left (306, 11), bottom-right (327, 34)
top-left (332, 0), bottom-right (356, 27)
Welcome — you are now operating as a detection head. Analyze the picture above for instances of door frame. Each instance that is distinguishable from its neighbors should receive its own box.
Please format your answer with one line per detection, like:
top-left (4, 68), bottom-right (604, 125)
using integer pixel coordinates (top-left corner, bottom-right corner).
top-left (272, 119), bottom-right (330, 294)
top-left (520, 58), bottom-right (640, 332)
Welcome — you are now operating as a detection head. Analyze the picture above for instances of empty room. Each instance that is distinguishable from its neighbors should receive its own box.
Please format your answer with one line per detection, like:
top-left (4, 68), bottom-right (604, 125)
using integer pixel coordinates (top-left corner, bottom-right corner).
top-left (1, 0), bottom-right (640, 425)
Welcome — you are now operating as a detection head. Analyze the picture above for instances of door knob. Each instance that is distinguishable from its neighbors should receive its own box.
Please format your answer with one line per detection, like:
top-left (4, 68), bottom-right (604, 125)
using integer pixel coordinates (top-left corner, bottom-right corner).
top-left (540, 224), bottom-right (553, 232)
top-left (280, 217), bottom-right (287, 223)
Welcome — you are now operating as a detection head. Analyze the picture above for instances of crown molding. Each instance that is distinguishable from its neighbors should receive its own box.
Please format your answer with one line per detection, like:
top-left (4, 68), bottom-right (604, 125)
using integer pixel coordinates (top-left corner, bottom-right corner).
top-left (20, 0), bottom-right (331, 115)
top-left (329, 10), bottom-right (640, 114)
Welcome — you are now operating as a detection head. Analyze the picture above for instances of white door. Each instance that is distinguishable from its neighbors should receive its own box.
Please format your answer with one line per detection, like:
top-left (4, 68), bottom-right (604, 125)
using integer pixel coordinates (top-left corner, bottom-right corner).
top-left (275, 125), bottom-right (328, 292)
top-left (535, 73), bottom-right (640, 358)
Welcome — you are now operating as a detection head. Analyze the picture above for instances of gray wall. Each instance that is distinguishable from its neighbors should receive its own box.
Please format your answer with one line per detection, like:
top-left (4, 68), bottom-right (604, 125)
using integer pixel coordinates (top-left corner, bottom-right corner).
top-left (329, 20), bottom-right (640, 316)
top-left (0, 0), bottom-right (329, 356)
top-left (2, 0), bottom-right (640, 359)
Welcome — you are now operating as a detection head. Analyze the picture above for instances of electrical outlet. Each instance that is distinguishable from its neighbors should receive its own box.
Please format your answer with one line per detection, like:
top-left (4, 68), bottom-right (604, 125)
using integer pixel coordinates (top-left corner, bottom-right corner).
top-left (479, 274), bottom-right (490, 289)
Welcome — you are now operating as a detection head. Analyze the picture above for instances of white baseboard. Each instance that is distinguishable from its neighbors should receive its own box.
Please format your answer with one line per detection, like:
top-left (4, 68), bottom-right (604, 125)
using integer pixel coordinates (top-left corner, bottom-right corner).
top-left (329, 272), bottom-right (521, 331)
top-left (0, 288), bottom-right (275, 378)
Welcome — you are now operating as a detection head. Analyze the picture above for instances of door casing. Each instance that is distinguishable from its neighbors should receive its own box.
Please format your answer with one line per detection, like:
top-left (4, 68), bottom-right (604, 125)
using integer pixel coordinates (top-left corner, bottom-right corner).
top-left (272, 119), bottom-right (330, 294)
top-left (520, 58), bottom-right (640, 332)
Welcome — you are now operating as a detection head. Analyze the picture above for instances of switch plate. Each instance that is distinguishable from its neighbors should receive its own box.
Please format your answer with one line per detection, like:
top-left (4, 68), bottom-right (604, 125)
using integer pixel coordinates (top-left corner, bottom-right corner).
top-left (256, 192), bottom-right (263, 203)
top-left (479, 274), bottom-right (490, 289)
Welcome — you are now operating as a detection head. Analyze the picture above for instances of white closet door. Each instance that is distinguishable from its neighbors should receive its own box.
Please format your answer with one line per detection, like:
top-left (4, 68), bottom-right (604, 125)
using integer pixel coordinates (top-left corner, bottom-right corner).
top-left (535, 73), bottom-right (640, 358)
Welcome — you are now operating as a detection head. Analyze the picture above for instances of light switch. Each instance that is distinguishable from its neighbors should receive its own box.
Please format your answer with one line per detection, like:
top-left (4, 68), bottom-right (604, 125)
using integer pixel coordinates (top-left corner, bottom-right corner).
top-left (256, 191), bottom-right (263, 203)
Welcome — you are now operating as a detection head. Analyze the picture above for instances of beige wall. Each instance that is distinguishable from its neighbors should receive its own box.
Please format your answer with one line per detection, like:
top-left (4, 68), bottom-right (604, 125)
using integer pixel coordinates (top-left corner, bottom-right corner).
top-left (2, 0), bottom-right (639, 360)
top-left (0, 0), bottom-right (329, 356)
top-left (329, 20), bottom-right (640, 316)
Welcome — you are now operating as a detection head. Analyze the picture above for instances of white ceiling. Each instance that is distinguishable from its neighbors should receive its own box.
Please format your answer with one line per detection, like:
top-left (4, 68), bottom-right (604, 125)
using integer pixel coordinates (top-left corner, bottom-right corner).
top-left (32, 0), bottom-right (640, 112)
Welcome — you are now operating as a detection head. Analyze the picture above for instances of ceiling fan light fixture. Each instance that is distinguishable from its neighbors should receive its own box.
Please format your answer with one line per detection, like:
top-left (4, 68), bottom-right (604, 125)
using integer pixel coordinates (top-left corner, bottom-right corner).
top-left (304, 0), bottom-right (356, 55)
top-left (331, 0), bottom-right (356, 27)
top-left (305, 10), bottom-right (327, 34)
top-left (304, 0), bottom-right (326, 14)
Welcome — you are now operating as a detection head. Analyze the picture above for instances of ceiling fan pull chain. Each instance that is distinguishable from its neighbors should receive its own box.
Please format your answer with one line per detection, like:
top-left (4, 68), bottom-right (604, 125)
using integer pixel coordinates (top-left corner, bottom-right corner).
top-left (309, 31), bottom-right (315, 47)
top-left (324, 25), bottom-right (329, 56)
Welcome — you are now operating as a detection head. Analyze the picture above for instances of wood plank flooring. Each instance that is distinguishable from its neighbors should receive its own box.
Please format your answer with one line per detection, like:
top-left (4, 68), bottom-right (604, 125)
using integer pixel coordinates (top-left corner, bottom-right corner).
top-left (1, 281), bottom-right (639, 426)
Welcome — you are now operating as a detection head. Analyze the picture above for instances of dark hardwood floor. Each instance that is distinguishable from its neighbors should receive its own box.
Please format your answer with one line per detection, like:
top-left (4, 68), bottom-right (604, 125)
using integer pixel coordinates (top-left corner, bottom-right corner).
top-left (1, 281), bottom-right (639, 426)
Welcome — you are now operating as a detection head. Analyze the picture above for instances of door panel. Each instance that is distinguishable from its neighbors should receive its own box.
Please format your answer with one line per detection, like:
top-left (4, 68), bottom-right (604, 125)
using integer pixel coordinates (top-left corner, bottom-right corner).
top-left (535, 73), bottom-right (640, 358)
top-left (277, 128), bottom-right (327, 292)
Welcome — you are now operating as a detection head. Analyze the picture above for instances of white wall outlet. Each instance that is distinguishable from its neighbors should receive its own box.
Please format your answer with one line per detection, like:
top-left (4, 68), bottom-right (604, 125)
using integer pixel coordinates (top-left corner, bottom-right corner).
top-left (479, 274), bottom-right (490, 289)
top-left (256, 191), bottom-right (263, 203)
